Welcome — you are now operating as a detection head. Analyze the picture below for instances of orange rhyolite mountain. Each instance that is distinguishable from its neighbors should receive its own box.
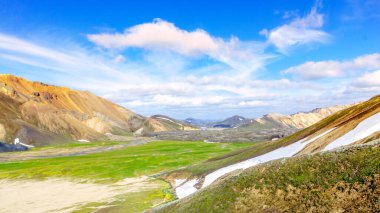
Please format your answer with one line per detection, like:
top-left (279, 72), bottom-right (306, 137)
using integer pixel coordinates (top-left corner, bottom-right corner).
top-left (0, 74), bottom-right (195, 146)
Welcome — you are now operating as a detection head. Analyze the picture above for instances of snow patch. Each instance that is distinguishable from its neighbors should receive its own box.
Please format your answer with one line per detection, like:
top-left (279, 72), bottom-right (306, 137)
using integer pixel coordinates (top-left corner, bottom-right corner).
top-left (175, 179), bottom-right (186, 186)
top-left (202, 128), bottom-right (335, 188)
top-left (175, 179), bottom-right (199, 199)
top-left (14, 138), bottom-right (35, 148)
top-left (78, 139), bottom-right (90, 143)
top-left (324, 112), bottom-right (380, 151)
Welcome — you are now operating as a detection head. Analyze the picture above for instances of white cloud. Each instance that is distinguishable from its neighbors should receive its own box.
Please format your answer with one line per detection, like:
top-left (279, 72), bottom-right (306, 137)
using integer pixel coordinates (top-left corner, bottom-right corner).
top-left (282, 53), bottom-right (380, 80)
top-left (119, 92), bottom-right (273, 110)
top-left (353, 70), bottom-right (380, 87)
top-left (345, 72), bottom-right (380, 94)
top-left (237, 100), bottom-right (268, 107)
top-left (261, 1), bottom-right (330, 53)
top-left (88, 18), bottom-right (218, 56)
top-left (152, 94), bottom-right (226, 107)
top-left (87, 19), bottom-right (270, 74)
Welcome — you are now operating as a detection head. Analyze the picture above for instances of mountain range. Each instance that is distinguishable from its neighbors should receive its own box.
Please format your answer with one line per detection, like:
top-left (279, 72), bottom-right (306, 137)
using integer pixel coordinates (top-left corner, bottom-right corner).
top-left (184, 105), bottom-right (353, 129)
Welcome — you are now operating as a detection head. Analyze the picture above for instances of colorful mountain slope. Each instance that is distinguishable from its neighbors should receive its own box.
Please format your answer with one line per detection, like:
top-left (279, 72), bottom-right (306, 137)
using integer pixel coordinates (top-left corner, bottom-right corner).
top-left (0, 74), bottom-right (193, 146)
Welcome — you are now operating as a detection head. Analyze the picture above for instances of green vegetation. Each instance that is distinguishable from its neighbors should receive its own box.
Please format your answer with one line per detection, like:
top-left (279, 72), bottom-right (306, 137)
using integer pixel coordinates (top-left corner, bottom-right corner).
top-left (0, 140), bottom-right (252, 182)
top-left (30, 140), bottom-right (124, 151)
top-left (177, 141), bottom-right (272, 176)
top-left (171, 138), bottom-right (299, 177)
top-left (158, 144), bottom-right (380, 212)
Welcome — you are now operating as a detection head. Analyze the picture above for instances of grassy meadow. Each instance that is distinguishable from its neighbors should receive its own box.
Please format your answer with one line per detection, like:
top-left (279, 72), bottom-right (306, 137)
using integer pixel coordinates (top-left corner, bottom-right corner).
top-left (0, 140), bottom-right (253, 182)
top-left (0, 140), bottom-right (256, 212)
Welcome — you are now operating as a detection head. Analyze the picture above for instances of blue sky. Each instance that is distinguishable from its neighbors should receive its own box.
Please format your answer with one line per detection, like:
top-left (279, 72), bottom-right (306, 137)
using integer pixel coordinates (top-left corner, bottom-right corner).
top-left (0, 0), bottom-right (379, 119)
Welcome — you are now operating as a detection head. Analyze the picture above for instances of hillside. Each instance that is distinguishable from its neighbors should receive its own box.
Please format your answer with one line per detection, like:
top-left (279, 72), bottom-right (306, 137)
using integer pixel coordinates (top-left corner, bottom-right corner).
top-left (142, 115), bottom-right (198, 133)
top-left (0, 74), bottom-right (193, 146)
top-left (156, 142), bottom-right (380, 212)
top-left (156, 94), bottom-right (380, 211)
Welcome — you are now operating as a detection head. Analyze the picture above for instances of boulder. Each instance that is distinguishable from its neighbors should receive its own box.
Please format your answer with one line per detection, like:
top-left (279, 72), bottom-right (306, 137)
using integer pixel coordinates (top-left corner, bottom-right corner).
top-left (0, 142), bottom-right (28, 152)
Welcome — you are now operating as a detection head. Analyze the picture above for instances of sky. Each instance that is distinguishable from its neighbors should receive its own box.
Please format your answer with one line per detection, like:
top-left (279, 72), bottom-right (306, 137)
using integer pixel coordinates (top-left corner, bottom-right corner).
top-left (0, 0), bottom-right (379, 120)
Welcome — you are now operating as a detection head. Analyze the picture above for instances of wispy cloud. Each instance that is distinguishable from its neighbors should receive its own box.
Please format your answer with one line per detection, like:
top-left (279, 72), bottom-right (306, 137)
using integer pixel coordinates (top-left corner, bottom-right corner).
top-left (0, 33), bottom-right (151, 86)
top-left (0, 33), bottom-right (75, 64)
top-left (260, 1), bottom-right (330, 53)
top-left (282, 53), bottom-right (380, 80)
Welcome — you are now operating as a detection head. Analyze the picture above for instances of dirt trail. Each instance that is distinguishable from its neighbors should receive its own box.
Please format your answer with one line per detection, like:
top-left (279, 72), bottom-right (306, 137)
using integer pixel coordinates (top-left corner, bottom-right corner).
top-left (0, 137), bottom-right (155, 162)
top-left (0, 176), bottom-right (161, 213)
